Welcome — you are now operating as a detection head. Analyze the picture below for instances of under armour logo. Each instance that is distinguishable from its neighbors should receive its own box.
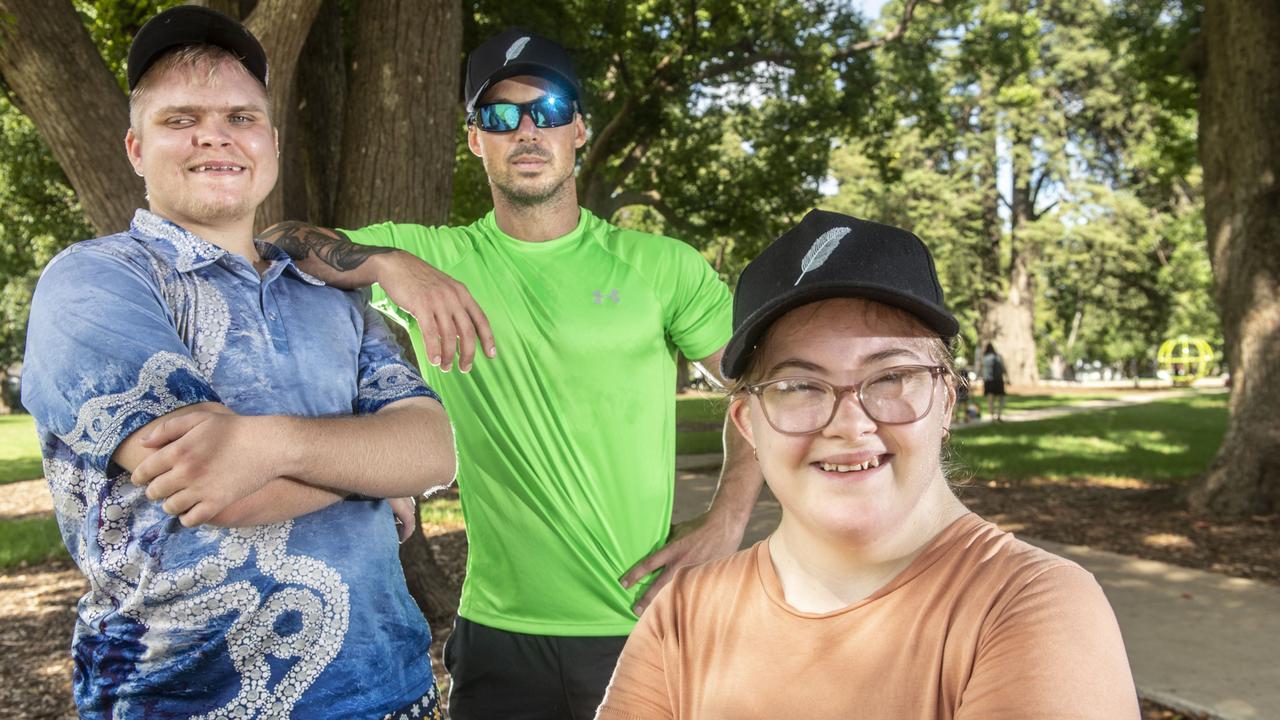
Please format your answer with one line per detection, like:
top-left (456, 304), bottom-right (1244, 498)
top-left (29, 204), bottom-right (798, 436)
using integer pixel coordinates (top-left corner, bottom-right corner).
top-left (593, 289), bottom-right (621, 304)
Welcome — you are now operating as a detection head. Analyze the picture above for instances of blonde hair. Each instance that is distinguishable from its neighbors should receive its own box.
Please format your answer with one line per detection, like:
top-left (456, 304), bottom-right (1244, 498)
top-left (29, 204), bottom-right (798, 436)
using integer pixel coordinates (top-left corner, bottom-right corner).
top-left (129, 44), bottom-right (269, 131)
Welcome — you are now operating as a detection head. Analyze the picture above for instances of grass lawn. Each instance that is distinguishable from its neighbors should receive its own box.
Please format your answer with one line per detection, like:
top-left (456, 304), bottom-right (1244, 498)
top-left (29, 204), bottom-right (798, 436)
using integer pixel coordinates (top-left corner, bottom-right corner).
top-left (0, 414), bottom-right (42, 485)
top-left (952, 392), bottom-right (1228, 484)
top-left (676, 394), bottom-right (729, 455)
top-left (0, 515), bottom-right (68, 569)
top-left (419, 494), bottom-right (463, 528)
top-left (998, 392), bottom-right (1129, 412)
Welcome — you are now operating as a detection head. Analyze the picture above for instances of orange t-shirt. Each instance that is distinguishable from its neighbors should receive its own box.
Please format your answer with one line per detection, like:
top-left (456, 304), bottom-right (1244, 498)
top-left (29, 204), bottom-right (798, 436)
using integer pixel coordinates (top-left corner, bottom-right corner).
top-left (597, 513), bottom-right (1138, 720)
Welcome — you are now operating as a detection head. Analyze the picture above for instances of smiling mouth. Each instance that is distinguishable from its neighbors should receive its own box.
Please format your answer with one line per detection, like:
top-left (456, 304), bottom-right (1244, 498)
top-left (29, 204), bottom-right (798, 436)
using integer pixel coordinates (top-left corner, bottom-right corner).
top-left (189, 163), bottom-right (246, 173)
top-left (814, 455), bottom-right (886, 473)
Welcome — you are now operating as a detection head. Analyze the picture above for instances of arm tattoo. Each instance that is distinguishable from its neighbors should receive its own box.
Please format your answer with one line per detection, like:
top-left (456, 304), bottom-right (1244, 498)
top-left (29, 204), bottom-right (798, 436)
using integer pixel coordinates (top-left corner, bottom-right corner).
top-left (259, 221), bottom-right (395, 272)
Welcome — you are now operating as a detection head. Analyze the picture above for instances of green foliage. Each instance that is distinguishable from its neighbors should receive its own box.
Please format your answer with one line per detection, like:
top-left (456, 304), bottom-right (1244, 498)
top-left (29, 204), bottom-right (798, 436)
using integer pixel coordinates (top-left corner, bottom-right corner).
top-left (0, 515), bottom-right (68, 569)
top-left (0, 98), bottom-right (94, 371)
top-left (952, 392), bottom-right (1227, 482)
top-left (0, 414), bottom-right (42, 484)
top-left (74, 0), bottom-right (177, 90)
top-left (461, 0), bottom-right (920, 263)
top-left (824, 0), bottom-right (1211, 374)
top-left (0, 1), bottom-right (170, 372)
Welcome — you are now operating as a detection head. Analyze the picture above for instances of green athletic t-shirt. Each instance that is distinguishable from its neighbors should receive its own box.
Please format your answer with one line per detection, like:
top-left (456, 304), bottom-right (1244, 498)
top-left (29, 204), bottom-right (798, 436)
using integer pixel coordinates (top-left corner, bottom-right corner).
top-left (342, 209), bottom-right (732, 635)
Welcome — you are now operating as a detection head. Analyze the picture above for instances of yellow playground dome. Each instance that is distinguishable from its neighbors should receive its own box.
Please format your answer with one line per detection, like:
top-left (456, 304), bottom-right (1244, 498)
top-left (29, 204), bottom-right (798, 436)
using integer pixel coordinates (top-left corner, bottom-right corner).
top-left (1156, 335), bottom-right (1215, 386)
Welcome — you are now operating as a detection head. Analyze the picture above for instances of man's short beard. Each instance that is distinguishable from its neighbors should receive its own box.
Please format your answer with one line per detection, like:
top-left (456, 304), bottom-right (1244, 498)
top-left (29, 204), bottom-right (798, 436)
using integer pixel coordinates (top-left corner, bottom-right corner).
top-left (492, 173), bottom-right (573, 208)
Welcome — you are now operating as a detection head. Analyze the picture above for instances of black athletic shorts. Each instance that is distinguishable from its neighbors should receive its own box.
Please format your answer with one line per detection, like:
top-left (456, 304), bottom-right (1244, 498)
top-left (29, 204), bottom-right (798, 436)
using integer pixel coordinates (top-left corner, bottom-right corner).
top-left (444, 616), bottom-right (628, 720)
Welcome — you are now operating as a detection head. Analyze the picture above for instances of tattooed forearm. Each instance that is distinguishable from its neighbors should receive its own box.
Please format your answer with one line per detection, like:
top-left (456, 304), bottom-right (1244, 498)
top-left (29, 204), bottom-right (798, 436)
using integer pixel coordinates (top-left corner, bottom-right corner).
top-left (260, 221), bottom-right (395, 272)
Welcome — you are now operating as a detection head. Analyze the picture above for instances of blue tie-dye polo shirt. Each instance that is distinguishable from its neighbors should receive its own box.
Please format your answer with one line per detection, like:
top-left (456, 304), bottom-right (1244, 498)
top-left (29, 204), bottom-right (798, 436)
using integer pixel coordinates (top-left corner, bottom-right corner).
top-left (21, 210), bottom-right (443, 719)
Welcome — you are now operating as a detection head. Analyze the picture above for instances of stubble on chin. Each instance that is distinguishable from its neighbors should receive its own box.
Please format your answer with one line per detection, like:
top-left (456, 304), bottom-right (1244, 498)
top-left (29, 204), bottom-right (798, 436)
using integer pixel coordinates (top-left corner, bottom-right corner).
top-left (491, 172), bottom-right (573, 208)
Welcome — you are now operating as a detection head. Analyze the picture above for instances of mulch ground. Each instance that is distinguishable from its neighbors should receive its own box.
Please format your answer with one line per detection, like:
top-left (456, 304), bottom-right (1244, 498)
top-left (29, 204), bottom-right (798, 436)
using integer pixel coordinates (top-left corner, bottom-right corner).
top-left (956, 478), bottom-right (1280, 586)
top-left (2, 474), bottom-right (1267, 718)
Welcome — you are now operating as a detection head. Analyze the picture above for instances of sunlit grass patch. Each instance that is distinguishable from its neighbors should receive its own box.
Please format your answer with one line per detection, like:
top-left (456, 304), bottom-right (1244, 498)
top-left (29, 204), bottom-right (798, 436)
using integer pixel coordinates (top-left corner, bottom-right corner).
top-left (952, 393), bottom-right (1227, 484)
top-left (0, 415), bottom-right (43, 485)
top-left (418, 495), bottom-right (463, 531)
top-left (0, 515), bottom-right (68, 569)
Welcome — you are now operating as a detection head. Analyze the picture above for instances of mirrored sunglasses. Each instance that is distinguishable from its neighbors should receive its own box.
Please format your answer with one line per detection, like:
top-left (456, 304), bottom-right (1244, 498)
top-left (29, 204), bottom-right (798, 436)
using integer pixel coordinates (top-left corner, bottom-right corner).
top-left (470, 96), bottom-right (577, 133)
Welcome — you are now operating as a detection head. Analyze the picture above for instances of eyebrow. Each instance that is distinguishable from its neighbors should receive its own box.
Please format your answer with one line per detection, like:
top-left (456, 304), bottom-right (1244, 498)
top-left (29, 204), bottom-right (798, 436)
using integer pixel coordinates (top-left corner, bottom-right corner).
top-left (153, 104), bottom-right (267, 116)
top-left (765, 348), bottom-right (926, 377)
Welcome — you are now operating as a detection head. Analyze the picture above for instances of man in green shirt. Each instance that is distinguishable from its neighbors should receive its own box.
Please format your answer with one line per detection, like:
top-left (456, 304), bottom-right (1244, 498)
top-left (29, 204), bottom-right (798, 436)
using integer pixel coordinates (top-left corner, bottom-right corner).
top-left (261, 28), bottom-right (761, 718)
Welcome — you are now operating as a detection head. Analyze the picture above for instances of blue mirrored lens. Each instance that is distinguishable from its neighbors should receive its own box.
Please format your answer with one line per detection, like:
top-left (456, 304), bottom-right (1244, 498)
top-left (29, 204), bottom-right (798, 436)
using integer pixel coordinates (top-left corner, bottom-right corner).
top-left (530, 97), bottom-right (576, 127)
top-left (478, 103), bottom-right (521, 132)
top-left (475, 96), bottom-right (575, 132)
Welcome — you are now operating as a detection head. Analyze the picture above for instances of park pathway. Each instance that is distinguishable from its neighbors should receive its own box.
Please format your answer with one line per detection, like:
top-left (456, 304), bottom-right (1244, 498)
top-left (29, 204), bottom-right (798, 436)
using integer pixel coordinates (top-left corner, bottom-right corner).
top-left (673, 387), bottom-right (1278, 720)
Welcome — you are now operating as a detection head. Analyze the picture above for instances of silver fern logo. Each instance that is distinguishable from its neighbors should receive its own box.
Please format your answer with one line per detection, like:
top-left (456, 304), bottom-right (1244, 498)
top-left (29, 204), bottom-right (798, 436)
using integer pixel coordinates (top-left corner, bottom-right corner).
top-left (504, 37), bottom-right (532, 66)
top-left (794, 226), bottom-right (851, 285)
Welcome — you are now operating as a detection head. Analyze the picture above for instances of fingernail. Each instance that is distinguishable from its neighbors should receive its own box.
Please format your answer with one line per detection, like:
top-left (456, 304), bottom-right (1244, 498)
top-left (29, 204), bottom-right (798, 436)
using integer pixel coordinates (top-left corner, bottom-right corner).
top-left (461, 364), bottom-right (471, 373)
top-left (430, 355), bottom-right (441, 366)
top-left (487, 346), bottom-right (496, 358)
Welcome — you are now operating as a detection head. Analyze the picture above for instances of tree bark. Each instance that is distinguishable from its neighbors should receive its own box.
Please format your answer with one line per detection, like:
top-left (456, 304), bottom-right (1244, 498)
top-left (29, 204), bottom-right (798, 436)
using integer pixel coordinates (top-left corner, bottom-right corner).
top-left (334, 0), bottom-right (464, 620)
top-left (1190, 0), bottom-right (1280, 516)
top-left (991, 147), bottom-right (1042, 387)
top-left (399, 499), bottom-right (460, 627)
top-left (243, 0), bottom-right (323, 229)
top-left (0, 0), bottom-right (143, 234)
top-left (335, 0), bottom-right (461, 227)
top-left (286, 0), bottom-right (346, 226)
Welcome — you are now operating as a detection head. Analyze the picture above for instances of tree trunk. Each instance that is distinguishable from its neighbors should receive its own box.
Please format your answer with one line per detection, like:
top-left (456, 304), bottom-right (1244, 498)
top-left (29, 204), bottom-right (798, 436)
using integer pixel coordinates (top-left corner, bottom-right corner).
top-left (1190, 0), bottom-right (1280, 516)
top-left (399, 500), bottom-right (460, 627)
top-left (335, 0), bottom-right (461, 227)
top-left (243, 0), bottom-right (324, 229)
top-left (286, 0), bottom-right (346, 226)
top-left (334, 0), bottom-right (464, 621)
top-left (0, 0), bottom-right (143, 234)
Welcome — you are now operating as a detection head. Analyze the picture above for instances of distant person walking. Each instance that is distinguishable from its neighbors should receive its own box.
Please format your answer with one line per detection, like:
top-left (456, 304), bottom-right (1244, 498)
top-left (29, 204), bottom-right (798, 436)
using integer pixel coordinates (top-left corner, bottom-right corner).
top-left (981, 343), bottom-right (1009, 421)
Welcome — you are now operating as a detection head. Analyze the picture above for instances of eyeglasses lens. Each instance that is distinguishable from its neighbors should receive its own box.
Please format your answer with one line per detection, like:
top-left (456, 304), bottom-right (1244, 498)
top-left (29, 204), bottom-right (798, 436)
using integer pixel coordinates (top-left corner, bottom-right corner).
top-left (759, 367), bottom-right (937, 433)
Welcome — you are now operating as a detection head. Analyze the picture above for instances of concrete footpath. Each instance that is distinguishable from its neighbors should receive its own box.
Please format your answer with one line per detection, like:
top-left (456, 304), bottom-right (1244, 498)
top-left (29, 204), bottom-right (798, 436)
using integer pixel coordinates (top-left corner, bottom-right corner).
top-left (672, 467), bottom-right (1280, 719)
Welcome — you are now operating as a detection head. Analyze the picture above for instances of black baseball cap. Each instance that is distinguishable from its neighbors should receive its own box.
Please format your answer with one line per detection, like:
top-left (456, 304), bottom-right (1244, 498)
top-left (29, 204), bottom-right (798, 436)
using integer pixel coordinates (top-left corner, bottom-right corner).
top-left (722, 209), bottom-right (959, 379)
top-left (464, 28), bottom-right (583, 113)
top-left (127, 6), bottom-right (268, 91)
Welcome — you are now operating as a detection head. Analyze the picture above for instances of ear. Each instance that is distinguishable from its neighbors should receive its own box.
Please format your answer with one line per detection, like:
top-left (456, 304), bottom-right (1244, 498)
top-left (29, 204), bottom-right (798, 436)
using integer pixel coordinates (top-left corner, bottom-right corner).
top-left (728, 396), bottom-right (758, 451)
top-left (467, 125), bottom-right (483, 158)
top-left (940, 378), bottom-right (956, 432)
top-left (125, 128), bottom-right (144, 177)
top-left (573, 113), bottom-right (587, 150)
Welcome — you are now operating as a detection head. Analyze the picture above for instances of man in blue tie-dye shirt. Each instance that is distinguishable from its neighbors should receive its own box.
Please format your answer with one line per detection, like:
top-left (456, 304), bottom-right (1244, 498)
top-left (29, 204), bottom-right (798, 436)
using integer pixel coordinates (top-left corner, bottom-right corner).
top-left (20, 7), bottom-right (453, 718)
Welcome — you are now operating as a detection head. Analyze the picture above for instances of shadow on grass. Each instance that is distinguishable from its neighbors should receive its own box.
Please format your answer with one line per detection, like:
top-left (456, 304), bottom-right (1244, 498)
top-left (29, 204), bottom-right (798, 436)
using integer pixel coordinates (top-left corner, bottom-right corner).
top-left (952, 394), bottom-right (1228, 484)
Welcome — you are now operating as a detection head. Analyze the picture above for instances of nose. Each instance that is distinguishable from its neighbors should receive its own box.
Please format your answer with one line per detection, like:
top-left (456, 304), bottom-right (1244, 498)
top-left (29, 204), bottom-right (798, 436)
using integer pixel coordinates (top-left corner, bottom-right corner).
top-left (194, 118), bottom-right (232, 147)
top-left (514, 110), bottom-right (543, 141)
top-left (822, 388), bottom-right (878, 439)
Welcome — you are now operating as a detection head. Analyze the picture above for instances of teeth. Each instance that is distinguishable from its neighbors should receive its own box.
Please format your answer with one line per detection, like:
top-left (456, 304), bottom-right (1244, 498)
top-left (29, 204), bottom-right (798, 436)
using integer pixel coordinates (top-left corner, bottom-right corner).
top-left (819, 456), bottom-right (881, 472)
top-left (193, 164), bottom-right (244, 172)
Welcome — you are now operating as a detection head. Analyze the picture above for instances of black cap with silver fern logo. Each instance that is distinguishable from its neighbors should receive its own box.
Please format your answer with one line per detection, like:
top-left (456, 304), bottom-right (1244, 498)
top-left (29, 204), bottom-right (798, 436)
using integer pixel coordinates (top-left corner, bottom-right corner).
top-left (464, 28), bottom-right (584, 113)
top-left (721, 209), bottom-right (959, 379)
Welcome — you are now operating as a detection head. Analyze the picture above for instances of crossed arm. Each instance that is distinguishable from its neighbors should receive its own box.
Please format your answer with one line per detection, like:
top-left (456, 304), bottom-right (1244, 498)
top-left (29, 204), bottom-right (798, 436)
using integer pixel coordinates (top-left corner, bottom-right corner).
top-left (113, 397), bottom-right (454, 528)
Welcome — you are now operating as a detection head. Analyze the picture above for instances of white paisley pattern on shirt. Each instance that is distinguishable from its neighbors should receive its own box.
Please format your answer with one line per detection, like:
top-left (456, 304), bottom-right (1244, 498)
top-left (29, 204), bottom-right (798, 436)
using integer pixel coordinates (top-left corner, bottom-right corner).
top-left (24, 210), bottom-right (439, 718)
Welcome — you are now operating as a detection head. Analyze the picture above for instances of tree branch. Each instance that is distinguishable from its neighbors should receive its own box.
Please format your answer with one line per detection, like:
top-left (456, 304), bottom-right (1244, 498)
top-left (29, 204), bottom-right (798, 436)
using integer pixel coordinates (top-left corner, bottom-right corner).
top-left (690, 0), bottom-right (939, 83)
top-left (580, 94), bottom-right (636, 195)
